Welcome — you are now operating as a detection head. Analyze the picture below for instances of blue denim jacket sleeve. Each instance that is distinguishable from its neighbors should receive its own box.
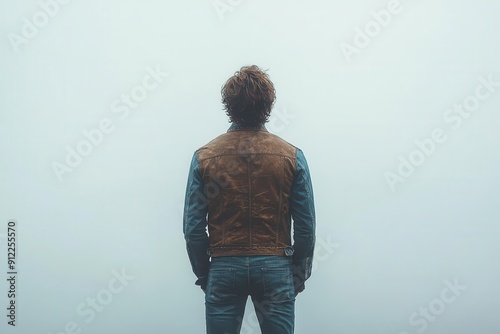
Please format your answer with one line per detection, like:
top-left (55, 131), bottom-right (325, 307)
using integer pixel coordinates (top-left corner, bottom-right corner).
top-left (183, 152), bottom-right (210, 288)
top-left (290, 148), bottom-right (316, 292)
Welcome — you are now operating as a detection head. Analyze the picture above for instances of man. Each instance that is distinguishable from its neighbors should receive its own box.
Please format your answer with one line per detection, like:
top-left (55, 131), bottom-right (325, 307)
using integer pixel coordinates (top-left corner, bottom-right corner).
top-left (183, 65), bottom-right (316, 334)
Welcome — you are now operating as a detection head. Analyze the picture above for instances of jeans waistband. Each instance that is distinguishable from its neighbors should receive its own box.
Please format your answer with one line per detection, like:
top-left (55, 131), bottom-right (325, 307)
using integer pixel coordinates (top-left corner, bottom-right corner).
top-left (210, 255), bottom-right (292, 266)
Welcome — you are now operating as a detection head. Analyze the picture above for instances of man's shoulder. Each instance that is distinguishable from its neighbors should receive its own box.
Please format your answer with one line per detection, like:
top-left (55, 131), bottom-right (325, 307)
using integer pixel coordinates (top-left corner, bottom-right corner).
top-left (194, 129), bottom-right (300, 160)
top-left (194, 132), bottom-right (228, 153)
top-left (193, 132), bottom-right (229, 163)
top-left (266, 132), bottom-right (299, 150)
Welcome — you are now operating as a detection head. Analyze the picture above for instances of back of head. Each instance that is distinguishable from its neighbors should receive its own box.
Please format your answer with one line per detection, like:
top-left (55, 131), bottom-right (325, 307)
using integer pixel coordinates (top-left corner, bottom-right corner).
top-left (221, 65), bottom-right (276, 127)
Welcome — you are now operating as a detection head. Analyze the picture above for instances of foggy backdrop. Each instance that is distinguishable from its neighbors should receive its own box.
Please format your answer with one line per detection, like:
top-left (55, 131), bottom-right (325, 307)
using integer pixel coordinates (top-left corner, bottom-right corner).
top-left (1, 0), bottom-right (499, 333)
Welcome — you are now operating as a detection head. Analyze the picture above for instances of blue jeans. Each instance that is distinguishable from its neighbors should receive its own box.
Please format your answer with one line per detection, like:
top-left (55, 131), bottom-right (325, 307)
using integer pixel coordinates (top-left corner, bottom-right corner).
top-left (205, 255), bottom-right (295, 334)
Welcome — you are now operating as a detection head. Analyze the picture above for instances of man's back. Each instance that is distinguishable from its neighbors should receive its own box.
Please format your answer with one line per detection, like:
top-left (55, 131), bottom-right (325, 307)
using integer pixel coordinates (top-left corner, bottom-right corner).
top-left (183, 65), bottom-right (315, 334)
top-left (196, 125), bottom-right (297, 257)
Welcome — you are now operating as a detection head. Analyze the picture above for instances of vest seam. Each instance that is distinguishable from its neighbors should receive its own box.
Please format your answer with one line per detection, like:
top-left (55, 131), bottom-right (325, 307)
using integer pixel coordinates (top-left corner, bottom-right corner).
top-left (198, 152), bottom-right (295, 163)
top-left (247, 159), bottom-right (252, 247)
top-left (276, 155), bottom-right (284, 244)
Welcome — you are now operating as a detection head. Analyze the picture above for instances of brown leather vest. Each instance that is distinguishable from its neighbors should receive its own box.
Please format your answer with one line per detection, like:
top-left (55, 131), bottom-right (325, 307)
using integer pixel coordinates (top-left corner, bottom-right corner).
top-left (196, 126), bottom-right (297, 257)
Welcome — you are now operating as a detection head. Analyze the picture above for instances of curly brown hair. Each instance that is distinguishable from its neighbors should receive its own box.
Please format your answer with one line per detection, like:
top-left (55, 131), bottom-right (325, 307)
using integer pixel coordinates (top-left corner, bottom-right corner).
top-left (221, 65), bottom-right (276, 126)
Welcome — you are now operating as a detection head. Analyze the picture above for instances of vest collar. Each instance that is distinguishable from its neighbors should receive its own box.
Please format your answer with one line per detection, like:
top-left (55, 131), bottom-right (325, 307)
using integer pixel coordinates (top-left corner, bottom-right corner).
top-left (227, 122), bottom-right (268, 132)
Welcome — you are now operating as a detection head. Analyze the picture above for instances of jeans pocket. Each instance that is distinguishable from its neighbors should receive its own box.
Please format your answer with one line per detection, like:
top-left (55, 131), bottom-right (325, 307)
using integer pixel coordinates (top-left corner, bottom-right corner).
top-left (261, 266), bottom-right (294, 302)
top-left (206, 268), bottom-right (237, 303)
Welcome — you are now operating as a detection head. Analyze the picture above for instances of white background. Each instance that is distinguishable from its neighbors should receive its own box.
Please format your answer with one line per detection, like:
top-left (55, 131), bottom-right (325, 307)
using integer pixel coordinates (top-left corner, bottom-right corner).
top-left (1, 0), bottom-right (499, 333)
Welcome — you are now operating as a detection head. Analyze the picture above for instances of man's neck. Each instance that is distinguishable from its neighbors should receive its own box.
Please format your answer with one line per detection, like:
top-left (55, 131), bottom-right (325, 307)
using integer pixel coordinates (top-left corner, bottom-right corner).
top-left (227, 122), bottom-right (267, 132)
